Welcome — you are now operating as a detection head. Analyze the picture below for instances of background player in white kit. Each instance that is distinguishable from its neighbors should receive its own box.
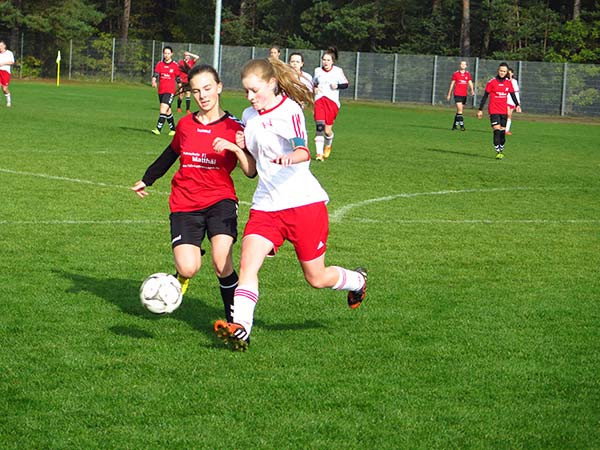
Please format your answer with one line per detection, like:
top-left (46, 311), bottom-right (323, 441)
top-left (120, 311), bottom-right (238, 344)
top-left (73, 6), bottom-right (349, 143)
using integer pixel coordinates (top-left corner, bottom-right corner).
top-left (214, 58), bottom-right (367, 351)
top-left (0, 40), bottom-right (15, 107)
top-left (288, 52), bottom-right (313, 92)
top-left (506, 67), bottom-right (521, 135)
top-left (313, 46), bottom-right (348, 161)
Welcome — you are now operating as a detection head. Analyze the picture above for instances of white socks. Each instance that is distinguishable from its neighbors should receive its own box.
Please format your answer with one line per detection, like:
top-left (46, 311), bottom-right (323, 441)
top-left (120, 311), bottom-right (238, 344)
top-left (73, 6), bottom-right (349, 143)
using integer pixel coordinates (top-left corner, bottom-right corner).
top-left (324, 132), bottom-right (334, 147)
top-left (506, 119), bottom-right (512, 132)
top-left (332, 267), bottom-right (365, 292)
top-left (315, 135), bottom-right (324, 155)
top-left (232, 285), bottom-right (258, 335)
top-left (5, 93), bottom-right (10, 106)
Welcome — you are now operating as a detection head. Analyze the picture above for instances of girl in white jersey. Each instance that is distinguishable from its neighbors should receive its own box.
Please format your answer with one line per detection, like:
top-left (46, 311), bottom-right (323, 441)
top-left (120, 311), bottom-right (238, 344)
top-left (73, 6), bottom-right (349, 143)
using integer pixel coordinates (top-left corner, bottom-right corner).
top-left (313, 47), bottom-right (349, 161)
top-left (0, 40), bottom-right (15, 107)
top-left (506, 67), bottom-right (521, 135)
top-left (288, 52), bottom-right (313, 93)
top-left (214, 58), bottom-right (367, 351)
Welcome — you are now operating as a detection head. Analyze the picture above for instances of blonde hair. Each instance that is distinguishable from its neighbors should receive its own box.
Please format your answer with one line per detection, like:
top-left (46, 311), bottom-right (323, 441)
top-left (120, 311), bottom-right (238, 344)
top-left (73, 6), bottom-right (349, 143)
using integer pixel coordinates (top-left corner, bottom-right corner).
top-left (241, 58), bottom-right (314, 107)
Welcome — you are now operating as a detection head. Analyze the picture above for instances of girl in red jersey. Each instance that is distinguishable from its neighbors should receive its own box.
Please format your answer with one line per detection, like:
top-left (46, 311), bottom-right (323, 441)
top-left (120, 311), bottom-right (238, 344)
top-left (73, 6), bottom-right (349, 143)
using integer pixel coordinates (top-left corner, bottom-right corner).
top-left (151, 46), bottom-right (180, 136)
top-left (477, 62), bottom-right (522, 159)
top-left (313, 47), bottom-right (349, 160)
top-left (213, 58), bottom-right (367, 351)
top-left (446, 60), bottom-right (474, 131)
top-left (176, 51), bottom-right (199, 114)
top-left (133, 64), bottom-right (256, 322)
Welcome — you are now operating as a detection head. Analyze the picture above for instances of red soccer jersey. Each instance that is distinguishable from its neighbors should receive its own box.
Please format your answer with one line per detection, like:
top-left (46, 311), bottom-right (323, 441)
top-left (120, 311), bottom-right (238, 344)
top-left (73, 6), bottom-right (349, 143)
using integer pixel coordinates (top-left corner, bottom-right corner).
top-left (178, 59), bottom-right (196, 84)
top-left (154, 60), bottom-right (180, 94)
top-left (485, 76), bottom-right (515, 114)
top-left (452, 70), bottom-right (472, 96)
top-left (168, 112), bottom-right (243, 212)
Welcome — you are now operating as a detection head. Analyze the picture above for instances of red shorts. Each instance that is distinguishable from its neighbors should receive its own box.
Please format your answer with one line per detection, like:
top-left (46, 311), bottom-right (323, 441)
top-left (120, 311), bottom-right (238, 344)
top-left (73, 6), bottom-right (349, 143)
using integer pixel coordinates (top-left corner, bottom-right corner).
top-left (314, 97), bottom-right (339, 126)
top-left (0, 71), bottom-right (10, 87)
top-left (507, 104), bottom-right (516, 110)
top-left (243, 201), bottom-right (329, 262)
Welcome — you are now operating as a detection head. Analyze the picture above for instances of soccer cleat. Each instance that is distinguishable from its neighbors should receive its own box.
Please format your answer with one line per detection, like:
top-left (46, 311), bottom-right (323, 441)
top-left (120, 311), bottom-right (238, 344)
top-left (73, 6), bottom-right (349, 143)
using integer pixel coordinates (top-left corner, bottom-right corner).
top-left (151, 128), bottom-right (160, 135)
top-left (495, 152), bottom-right (504, 160)
top-left (460, 125), bottom-right (466, 131)
top-left (177, 107), bottom-right (182, 113)
top-left (324, 145), bottom-right (332, 158)
top-left (214, 320), bottom-right (249, 351)
top-left (315, 154), bottom-right (324, 161)
top-left (347, 268), bottom-right (367, 309)
top-left (168, 130), bottom-right (176, 136)
top-left (186, 110), bottom-right (191, 114)
top-left (176, 274), bottom-right (190, 295)
top-left (505, 131), bottom-right (512, 136)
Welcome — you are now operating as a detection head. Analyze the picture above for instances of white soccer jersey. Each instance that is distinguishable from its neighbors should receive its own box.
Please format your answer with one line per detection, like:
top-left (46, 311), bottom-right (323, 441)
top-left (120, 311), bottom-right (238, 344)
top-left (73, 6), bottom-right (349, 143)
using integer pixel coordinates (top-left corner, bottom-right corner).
top-left (313, 65), bottom-right (348, 107)
top-left (242, 96), bottom-right (329, 212)
top-left (507, 78), bottom-right (520, 106)
top-left (300, 71), bottom-right (313, 91)
top-left (0, 50), bottom-right (14, 73)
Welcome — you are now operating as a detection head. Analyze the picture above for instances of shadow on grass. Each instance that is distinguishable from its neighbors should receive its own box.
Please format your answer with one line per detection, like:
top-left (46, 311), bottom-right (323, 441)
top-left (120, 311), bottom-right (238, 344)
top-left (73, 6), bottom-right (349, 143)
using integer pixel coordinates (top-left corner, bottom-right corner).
top-left (119, 126), bottom-right (155, 135)
top-left (424, 147), bottom-right (491, 159)
top-left (54, 269), bottom-right (325, 346)
top-left (407, 124), bottom-right (488, 133)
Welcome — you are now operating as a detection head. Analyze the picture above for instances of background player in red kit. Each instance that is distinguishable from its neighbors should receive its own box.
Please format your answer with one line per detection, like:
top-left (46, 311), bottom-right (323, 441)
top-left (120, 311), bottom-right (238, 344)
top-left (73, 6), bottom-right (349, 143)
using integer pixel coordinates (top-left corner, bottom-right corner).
top-left (151, 46), bottom-right (180, 136)
top-left (133, 64), bottom-right (256, 322)
top-left (446, 60), bottom-right (474, 131)
top-left (477, 62), bottom-right (522, 159)
top-left (176, 50), bottom-right (199, 114)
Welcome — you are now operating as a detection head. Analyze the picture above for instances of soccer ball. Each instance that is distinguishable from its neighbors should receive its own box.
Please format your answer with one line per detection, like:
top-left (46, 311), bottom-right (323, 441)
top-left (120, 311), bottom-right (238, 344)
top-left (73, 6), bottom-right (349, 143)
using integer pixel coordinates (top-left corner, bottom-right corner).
top-left (139, 273), bottom-right (183, 314)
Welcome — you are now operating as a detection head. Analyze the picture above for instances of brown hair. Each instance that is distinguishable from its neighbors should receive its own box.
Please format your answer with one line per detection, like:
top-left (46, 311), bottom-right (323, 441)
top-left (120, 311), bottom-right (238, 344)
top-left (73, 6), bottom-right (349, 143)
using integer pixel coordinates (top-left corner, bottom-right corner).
top-left (324, 46), bottom-right (338, 62)
top-left (241, 58), bottom-right (313, 107)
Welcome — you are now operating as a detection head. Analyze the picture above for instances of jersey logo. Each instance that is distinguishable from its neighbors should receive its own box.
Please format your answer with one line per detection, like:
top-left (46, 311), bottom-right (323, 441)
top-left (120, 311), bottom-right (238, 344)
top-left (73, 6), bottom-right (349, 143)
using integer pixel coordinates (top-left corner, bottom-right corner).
top-left (262, 119), bottom-right (273, 129)
top-left (196, 128), bottom-right (211, 134)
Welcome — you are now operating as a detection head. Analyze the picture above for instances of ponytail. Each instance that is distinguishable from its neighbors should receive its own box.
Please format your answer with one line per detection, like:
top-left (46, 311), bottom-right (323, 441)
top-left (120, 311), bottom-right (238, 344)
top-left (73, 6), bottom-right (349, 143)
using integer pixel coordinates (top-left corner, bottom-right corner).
top-left (241, 58), bottom-right (314, 107)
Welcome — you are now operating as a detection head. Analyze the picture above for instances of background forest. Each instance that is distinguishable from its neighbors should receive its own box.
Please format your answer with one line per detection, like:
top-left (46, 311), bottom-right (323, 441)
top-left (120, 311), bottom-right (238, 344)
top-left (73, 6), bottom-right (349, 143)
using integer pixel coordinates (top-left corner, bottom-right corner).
top-left (1, 1), bottom-right (599, 67)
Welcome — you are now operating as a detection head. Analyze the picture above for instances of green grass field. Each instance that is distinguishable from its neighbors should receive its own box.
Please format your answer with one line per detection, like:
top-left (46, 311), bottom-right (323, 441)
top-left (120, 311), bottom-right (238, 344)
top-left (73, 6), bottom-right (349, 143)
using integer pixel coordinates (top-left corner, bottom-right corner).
top-left (1, 80), bottom-right (599, 448)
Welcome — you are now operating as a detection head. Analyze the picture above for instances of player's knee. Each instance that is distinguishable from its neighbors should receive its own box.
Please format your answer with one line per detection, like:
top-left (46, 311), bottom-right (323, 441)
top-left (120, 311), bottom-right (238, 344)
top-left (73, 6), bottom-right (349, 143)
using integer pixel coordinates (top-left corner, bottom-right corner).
top-left (315, 121), bottom-right (325, 136)
top-left (304, 272), bottom-right (328, 289)
top-left (212, 257), bottom-right (233, 278)
top-left (176, 263), bottom-right (200, 279)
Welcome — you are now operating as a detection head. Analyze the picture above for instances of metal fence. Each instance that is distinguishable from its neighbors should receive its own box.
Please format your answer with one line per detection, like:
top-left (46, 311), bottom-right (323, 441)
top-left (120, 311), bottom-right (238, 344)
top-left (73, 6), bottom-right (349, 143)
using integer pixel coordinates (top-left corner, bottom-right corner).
top-left (12, 33), bottom-right (600, 117)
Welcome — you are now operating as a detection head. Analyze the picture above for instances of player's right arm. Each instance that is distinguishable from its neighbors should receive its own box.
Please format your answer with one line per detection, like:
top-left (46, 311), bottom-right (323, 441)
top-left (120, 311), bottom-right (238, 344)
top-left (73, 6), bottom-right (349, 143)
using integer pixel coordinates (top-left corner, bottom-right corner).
top-left (152, 63), bottom-right (160, 88)
top-left (447, 80), bottom-right (456, 101)
top-left (132, 145), bottom-right (179, 198)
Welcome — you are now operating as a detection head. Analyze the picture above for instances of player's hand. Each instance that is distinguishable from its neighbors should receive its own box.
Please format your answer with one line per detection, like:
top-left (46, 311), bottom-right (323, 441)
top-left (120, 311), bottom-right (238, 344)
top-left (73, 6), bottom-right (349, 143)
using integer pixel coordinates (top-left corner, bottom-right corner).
top-left (132, 180), bottom-right (148, 198)
top-left (212, 137), bottom-right (238, 154)
top-left (446, 94), bottom-right (451, 101)
top-left (235, 131), bottom-right (246, 150)
top-left (477, 110), bottom-right (483, 119)
top-left (516, 105), bottom-right (522, 113)
top-left (151, 81), bottom-right (157, 89)
top-left (271, 154), bottom-right (294, 167)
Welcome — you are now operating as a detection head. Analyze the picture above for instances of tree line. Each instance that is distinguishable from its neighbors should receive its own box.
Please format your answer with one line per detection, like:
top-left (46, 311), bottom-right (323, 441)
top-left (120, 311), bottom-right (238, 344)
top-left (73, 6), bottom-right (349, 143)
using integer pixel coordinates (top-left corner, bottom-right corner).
top-left (1, 0), bottom-right (599, 69)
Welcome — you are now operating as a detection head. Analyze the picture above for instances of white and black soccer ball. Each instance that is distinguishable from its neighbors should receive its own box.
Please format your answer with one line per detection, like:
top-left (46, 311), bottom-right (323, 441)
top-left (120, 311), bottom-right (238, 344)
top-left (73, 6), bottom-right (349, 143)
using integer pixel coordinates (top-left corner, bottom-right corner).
top-left (139, 273), bottom-right (183, 314)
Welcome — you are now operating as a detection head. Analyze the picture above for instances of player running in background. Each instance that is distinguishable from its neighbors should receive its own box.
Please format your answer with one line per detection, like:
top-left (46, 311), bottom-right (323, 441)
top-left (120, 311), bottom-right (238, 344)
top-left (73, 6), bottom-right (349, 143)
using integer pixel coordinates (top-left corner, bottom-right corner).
top-left (132, 64), bottom-right (256, 323)
top-left (0, 40), bottom-right (15, 107)
top-left (313, 46), bottom-right (348, 161)
top-left (176, 51), bottom-right (199, 114)
top-left (505, 67), bottom-right (521, 136)
top-left (151, 46), bottom-right (180, 136)
top-left (213, 58), bottom-right (367, 351)
top-left (288, 52), bottom-right (313, 92)
top-left (477, 62), bottom-right (522, 159)
top-left (446, 60), bottom-right (474, 131)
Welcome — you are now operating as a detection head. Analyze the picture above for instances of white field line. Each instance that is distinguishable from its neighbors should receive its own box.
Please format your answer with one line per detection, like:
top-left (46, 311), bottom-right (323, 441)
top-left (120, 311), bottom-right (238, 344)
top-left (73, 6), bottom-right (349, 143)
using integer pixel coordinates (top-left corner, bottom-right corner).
top-left (349, 218), bottom-right (600, 225)
top-left (329, 186), bottom-right (586, 223)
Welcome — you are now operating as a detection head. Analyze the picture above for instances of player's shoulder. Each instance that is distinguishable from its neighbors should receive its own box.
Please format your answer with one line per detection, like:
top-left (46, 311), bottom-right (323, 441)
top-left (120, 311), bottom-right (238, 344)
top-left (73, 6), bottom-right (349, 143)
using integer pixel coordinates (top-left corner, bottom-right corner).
top-left (242, 106), bottom-right (258, 124)
top-left (223, 111), bottom-right (245, 130)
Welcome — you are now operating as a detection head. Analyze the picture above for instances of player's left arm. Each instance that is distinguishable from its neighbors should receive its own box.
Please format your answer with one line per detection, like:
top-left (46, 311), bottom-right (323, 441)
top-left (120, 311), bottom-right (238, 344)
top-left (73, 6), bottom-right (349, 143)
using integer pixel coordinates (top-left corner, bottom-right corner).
top-left (272, 137), bottom-right (310, 167)
top-left (468, 80), bottom-right (475, 96)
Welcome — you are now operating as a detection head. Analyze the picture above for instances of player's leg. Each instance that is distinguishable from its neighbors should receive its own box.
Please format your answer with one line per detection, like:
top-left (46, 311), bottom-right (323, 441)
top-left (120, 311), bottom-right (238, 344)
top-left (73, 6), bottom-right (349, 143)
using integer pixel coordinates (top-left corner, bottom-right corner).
top-left (314, 99), bottom-right (326, 160)
top-left (456, 100), bottom-right (465, 131)
top-left (177, 90), bottom-right (183, 112)
top-left (153, 97), bottom-right (169, 134)
top-left (185, 92), bottom-right (191, 113)
top-left (491, 119), bottom-right (504, 159)
top-left (170, 212), bottom-right (206, 294)
top-left (452, 101), bottom-right (459, 130)
top-left (506, 107), bottom-right (513, 134)
top-left (2, 83), bottom-right (10, 107)
top-left (173, 244), bottom-right (202, 294)
top-left (214, 234), bottom-right (273, 350)
top-left (323, 124), bottom-right (334, 158)
top-left (165, 95), bottom-right (176, 135)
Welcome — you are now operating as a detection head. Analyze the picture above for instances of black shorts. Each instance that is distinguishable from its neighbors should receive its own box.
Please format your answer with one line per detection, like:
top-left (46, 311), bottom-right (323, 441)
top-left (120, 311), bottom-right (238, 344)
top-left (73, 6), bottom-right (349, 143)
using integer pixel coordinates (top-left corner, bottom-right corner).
top-left (489, 114), bottom-right (508, 127)
top-left (158, 93), bottom-right (175, 106)
top-left (454, 96), bottom-right (467, 104)
top-left (170, 199), bottom-right (238, 249)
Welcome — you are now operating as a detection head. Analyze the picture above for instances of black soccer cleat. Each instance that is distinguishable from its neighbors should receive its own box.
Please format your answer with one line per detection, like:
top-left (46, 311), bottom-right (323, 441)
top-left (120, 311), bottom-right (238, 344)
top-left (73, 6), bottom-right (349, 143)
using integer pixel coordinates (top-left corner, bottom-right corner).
top-left (347, 268), bottom-right (368, 309)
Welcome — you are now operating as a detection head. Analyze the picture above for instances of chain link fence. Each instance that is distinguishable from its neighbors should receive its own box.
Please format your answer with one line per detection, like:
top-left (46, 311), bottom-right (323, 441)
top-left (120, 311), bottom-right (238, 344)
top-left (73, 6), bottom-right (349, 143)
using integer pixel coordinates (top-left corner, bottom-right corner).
top-left (10, 33), bottom-right (600, 117)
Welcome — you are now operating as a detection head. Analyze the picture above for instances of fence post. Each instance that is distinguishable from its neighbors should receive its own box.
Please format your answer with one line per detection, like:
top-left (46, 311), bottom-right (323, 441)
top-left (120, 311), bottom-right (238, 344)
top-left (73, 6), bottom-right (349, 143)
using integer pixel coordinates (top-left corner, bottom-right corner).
top-left (218, 44), bottom-right (223, 73)
top-left (431, 55), bottom-right (438, 105)
top-left (392, 53), bottom-right (398, 103)
top-left (111, 37), bottom-right (116, 82)
top-left (188, 43), bottom-right (192, 52)
top-left (354, 51), bottom-right (360, 100)
top-left (19, 32), bottom-right (24, 78)
top-left (69, 39), bottom-right (73, 80)
top-left (561, 62), bottom-right (568, 116)
top-left (473, 57), bottom-right (479, 108)
top-left (284, 48), bottom-right (289, 62)
top-left (151, 40), bottom-right (155, 81)
top-left (518, 60), bottom-right (523, 82)
top-left (251, 46), bottom-right (255, 59)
